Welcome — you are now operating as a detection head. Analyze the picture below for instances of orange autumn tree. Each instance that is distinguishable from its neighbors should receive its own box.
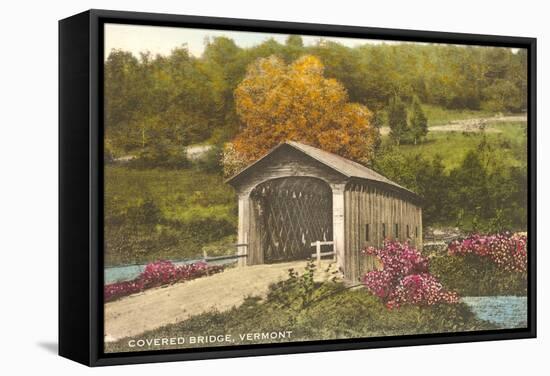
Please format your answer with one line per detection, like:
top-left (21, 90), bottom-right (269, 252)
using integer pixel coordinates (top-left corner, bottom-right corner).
top-left (227, 55), bottom-right (378, 175)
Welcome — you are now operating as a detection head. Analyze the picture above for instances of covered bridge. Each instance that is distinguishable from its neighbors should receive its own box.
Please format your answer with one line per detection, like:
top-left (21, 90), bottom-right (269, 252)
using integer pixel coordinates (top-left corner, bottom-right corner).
top-left (226, 141), bottom-right (423, 282)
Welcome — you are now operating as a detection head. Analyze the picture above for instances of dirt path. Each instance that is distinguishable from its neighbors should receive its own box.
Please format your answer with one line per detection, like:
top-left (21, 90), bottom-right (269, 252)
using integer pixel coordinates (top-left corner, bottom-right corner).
top-left (104, 260), bottom-right (339, 342)
top-left (379, 114), bottom-right (526, 135)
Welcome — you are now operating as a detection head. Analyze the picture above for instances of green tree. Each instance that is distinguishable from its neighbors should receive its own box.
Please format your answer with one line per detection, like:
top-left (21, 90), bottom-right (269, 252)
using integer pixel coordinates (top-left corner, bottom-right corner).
top-left (373, 151), bottom-right (450, 226)
top-left (482, 79), bottom-right (522, 112)
top-left (202, 37), bottom-right (247, 142)
top-left (409, 96), bottom-right (428, 144)
top-left (387, 95), bottom-right (408, 145)
top-left (284, 35), bottom-right (304, 62)
top-left (449, 150), bottom-right (490, 223)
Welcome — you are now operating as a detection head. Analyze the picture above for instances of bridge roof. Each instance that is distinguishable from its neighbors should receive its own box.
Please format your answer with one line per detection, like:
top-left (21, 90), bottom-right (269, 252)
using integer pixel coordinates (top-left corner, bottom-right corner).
top-left (226, 141), bottom-right (420, 200)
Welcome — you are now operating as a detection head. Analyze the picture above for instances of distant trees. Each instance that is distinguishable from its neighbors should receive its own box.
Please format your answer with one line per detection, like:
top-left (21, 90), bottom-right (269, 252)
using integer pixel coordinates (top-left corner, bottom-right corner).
top-left (373, 142), bottom-right (528, 231)
top-left (482, 79), bottom-right (523, 113)
top-left (409, 96), bottom-right (429, 144)
top-left (104, 48), bottom-right (217, 161)
top-left (387, 95), bottom-right (429, 145)
top-left (103, 40), bottom-right (526, 164)
top-left (387, 96), bottom-right (408, 145)
top-left (232, 55), bottom-right (379, 164)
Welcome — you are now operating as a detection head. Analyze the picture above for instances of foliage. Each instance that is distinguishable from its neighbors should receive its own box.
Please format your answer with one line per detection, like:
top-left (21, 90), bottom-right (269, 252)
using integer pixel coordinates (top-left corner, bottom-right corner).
top-left (482, 79), bottom-right (523, 113)
top-left (104, 261), bottom-right (224, 302)
top-left (267, 260), bottom-right (340, 316)
top-left (128, 141), bottom-right (191, 169)
top-left (105, 262), bottom-right (494, 353)
top-left (232, 55), bottom-right (378, 164)
top-left (385, 95), bottom-right (429, 145)
top-left (448, 232), bottom-right (527, 273)
top-left (221, 142), bottom-right (248, 178)
top-left (105, 48), bottom-right (217, 158)
top-left (104, 166), bottom-right (237, 265)
top-left (427, 233), bottom-right (527, 296)
top-left (429, 253), bottom-right (527, 296)
top-left (373, 130), bottom-right (527, 229)
top-left (409, 96), bottom-right (429, 144)
top-left (104, 42), bottom-right (526, 163)
top-left (387, 95), bottom-right (409, 145)
top-left (191, 145), bottom-right (224, 174)
top-left (362, 241), bottom-right (459, 309)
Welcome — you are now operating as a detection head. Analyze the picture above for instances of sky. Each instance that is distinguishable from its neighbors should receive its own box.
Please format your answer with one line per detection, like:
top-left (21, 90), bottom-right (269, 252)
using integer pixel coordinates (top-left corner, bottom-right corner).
top-left (104, 23), bottom-right (398, 58)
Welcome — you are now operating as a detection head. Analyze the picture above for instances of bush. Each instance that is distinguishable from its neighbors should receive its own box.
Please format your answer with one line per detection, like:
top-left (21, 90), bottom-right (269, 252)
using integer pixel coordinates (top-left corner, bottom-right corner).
top-left (129, 142), bottom-right (191, 169)
top-left (429, 254), bottom-right (527, 296)
top-left (429, 232), bottom-right (528, 296)
top-left (448, 232), bottom-right (527, 273)
top-left (362, 241), bottom-right (459, 308)
top-left (192, 145), bottom-right (223, 174)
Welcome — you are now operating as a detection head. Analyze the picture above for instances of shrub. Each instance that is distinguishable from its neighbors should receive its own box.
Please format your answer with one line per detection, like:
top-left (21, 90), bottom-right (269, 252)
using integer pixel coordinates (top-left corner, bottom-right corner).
top-left (192, 145), bottom-right (223, 174)
top-left (362, 241), bottom-right (459, 309)
top-left (431, 232), bottom-right (528, 296)
top-left (129, 142), bottom-right (191, 169)
top-left (448, 232), bottom-right (527, 273)
top-left (104, 260), bottom-right (224, 302)
top-left (429, 253), bottom-right (527, 296)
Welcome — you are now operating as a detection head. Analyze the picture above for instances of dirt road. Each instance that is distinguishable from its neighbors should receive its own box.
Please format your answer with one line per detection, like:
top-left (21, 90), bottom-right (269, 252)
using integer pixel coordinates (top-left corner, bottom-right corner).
top-left (379, 114), bottom-right (526, 136)
top-left (104, 260), bottom-right (339, 342)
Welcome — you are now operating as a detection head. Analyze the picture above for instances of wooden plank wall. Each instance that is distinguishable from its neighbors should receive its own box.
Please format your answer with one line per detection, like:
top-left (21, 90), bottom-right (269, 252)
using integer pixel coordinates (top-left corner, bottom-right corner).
top-left (344, 182), bottom-right (422, 282)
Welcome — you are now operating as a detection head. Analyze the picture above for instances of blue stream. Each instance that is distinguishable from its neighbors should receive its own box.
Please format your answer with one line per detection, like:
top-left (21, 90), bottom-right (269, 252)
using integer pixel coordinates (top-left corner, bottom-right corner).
top-left (461, 296), bottom-right (527, 329)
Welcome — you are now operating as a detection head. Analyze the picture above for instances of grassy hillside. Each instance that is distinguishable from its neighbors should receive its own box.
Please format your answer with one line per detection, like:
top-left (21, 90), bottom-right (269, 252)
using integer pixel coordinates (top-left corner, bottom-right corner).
top-left (421, 104), bottom-right (498, 126)
top-left (392, 121), bottom-right (527, 172)
top-left (104, 166), bottom-right (237, 266)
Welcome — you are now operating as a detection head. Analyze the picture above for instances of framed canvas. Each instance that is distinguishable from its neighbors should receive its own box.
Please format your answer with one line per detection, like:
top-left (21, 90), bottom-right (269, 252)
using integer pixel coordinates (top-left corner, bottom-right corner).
top-left (59, 9), bottom-right (537, 366)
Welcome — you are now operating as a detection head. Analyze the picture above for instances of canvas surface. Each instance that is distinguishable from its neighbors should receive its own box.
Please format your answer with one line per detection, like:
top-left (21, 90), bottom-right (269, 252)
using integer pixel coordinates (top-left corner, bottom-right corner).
top-left (102, 22), bottom-right (529, 354)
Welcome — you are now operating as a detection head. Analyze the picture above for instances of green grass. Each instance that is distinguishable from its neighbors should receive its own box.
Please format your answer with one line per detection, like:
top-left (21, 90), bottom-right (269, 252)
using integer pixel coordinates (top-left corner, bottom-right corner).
top-left (104, 166), bottom-right (237, 266)
top-left (384, 121), bottom-right (527, 172)
top-left (422, 104), bottom-right (499, 126)
top-left (105, 269), bottom-right (495, 354)
top-left (105, 166), bottom-right (236, 222)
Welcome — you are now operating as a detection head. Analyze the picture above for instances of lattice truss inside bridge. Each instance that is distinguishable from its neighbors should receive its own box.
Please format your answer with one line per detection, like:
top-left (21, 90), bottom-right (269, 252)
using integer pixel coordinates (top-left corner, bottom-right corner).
top-left (250, 177), bottom-right (333, 262)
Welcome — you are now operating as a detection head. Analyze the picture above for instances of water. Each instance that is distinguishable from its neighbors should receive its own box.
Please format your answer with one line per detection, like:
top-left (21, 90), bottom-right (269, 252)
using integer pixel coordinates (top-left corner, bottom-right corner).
top-left (104, 258), bottom-right (236, 285)
top-left (462, 296), bottom-right (527, 329)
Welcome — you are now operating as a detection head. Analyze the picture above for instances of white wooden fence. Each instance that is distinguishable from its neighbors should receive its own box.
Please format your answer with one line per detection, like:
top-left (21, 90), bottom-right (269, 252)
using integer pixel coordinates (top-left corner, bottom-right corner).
top-left (310, 240), bottom-right (335, 267)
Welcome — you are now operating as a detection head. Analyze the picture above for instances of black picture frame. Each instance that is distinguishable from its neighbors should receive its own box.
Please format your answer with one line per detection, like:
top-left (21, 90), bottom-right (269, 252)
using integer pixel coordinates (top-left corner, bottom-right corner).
top-left (59, 9), bottom-right (537, 367)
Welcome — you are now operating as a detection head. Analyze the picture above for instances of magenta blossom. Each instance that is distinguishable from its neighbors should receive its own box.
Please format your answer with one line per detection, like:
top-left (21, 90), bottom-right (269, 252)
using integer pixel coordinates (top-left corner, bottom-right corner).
top-left (448, 232), bottom-right (527, 273)
top-left (104, 260), bottom-right (223, 302)
top-left (362, 240), bottom-right (458, 309)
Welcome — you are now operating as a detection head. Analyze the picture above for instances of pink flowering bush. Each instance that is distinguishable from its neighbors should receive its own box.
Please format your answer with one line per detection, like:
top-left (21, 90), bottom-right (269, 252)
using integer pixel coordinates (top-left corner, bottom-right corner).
top-left (390, 273), bottom-right (460, 309)
top-left (362, 241), bottom-right (459, 309)
top-left (448, 232), bottom-right (527, 273)
top-left (104, 261), bottom-right (223, 302)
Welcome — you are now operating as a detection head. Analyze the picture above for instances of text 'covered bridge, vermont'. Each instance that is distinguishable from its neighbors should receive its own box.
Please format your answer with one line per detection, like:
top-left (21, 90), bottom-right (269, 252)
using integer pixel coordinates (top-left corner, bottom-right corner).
top-left (226, 141), bottom-right (423, 281)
